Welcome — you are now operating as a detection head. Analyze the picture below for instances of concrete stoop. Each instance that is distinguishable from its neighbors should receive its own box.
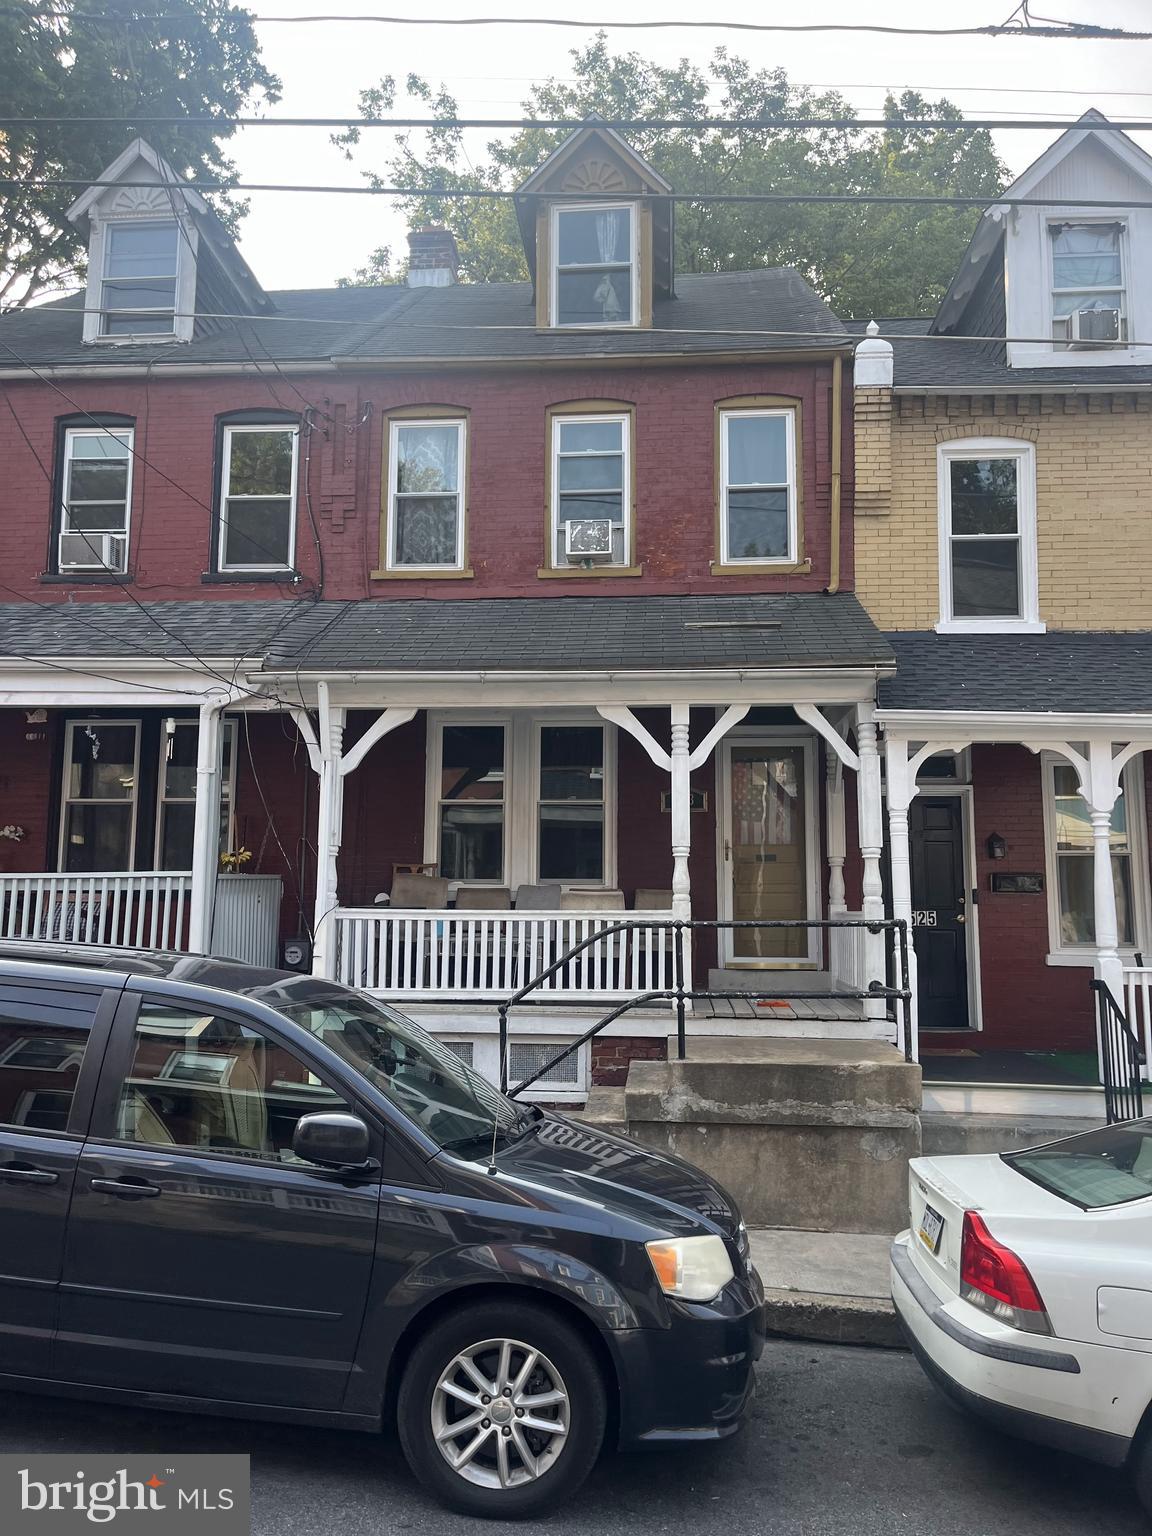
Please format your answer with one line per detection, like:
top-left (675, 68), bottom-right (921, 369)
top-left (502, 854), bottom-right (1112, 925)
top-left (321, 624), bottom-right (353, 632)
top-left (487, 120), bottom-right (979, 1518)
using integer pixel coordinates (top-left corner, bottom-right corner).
top-left (587, 1038), bottom-right (922, 1234)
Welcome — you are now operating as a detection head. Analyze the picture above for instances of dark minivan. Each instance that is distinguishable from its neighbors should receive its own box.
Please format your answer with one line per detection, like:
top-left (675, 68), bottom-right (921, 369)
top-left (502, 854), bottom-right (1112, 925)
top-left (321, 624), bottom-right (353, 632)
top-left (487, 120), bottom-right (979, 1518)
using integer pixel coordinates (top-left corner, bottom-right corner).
top-left (0, 943), bottom-right (764, 1517)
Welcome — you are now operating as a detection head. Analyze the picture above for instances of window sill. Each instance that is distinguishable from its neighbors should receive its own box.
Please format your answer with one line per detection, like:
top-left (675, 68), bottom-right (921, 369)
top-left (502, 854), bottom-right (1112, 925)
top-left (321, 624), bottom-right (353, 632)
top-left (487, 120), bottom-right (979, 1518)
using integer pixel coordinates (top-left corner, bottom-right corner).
top-left (537, 565), bottom-right (644, 579)
top-left (935, 620), bottom-right (1046, 636)
top-left (370, 567), bottom-right (475, 581)
top-left (710, 558), bottom-right (811, 576)
top-left (1045, 950), bottom-right (1143, 968)
top-left (41, 570), bottom-right (132, 585)
top-left (201, 570), bottom-right (300, 585)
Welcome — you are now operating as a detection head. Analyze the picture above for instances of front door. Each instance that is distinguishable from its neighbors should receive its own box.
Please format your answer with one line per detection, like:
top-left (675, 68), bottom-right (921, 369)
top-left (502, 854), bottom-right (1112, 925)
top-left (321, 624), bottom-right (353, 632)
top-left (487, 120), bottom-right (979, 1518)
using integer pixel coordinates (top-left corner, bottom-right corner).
top-left (720, 740), bottom-right (815, 964)
top-left (910, 796), bottom-right (971, 1030)
top-left (57, 994), bottom-right (382, 1409)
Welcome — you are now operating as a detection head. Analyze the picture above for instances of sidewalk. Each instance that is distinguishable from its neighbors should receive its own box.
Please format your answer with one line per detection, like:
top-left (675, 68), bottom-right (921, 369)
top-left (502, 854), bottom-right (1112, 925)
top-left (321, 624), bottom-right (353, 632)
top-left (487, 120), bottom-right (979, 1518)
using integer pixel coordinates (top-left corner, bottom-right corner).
top-left (748, 1228), bottom-right (904, 1348)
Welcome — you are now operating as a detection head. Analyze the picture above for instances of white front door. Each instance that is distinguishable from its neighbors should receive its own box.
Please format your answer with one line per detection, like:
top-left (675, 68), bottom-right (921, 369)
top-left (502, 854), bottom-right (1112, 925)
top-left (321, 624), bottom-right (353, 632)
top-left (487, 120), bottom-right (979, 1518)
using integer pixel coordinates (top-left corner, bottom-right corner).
top-left (717, 737), bottom-right (819, 966)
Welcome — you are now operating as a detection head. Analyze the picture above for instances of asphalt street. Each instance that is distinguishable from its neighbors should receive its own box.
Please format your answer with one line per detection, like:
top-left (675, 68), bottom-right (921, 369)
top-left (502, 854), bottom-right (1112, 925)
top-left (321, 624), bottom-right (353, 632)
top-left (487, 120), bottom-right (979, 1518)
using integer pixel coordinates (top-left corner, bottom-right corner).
top-left (0, 1339), bottom-right (1142, 1536)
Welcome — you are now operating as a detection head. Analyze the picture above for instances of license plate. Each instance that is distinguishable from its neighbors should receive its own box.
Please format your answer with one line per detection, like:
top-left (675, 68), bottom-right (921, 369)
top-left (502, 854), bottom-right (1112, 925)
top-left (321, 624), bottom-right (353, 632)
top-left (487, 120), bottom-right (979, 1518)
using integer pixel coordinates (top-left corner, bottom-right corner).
top-left (919, 1203), bottom-right (944, 1254)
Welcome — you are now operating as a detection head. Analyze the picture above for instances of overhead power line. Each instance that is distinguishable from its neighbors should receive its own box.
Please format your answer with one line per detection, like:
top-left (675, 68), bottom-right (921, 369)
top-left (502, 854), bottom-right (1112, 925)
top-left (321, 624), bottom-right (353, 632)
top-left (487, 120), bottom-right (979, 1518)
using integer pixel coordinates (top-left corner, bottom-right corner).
top-left (7, 9), bottom-right (1148, 39)
top-left (8, 178), bottom-right (1152, 210)
top-left (3, 114), bottom-right (1151, 132)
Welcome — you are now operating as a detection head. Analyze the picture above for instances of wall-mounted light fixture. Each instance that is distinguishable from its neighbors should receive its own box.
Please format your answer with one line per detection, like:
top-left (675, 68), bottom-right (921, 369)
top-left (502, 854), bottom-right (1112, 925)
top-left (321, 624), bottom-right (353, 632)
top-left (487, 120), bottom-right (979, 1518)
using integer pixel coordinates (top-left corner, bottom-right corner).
top-left (986, 832), bottom-right (1007, 861)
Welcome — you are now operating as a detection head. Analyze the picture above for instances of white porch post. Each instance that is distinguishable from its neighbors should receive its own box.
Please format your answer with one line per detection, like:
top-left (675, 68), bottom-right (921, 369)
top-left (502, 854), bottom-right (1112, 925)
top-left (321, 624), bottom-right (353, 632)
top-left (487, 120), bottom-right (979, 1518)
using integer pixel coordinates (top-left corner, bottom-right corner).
top-left (884, 735), bottom-right (918, 1058)
top-left (188, 699), bottom-right (224, 953)
top-left (669, 704), bottom-right (692, 921)
top-left (855, 701), bottom-right (886, 1020)
top-left (1084, 738), bottom-right (1126, 1005)
top-left (312, 681), bottom-right (346, 980)
top-left (825, 753), bottom-right (847, 918)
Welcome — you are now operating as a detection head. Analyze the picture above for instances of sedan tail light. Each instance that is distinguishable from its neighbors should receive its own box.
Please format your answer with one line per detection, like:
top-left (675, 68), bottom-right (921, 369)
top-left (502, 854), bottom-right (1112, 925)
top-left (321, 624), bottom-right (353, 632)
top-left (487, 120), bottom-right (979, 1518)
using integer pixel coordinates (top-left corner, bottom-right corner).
top-left (960, 1210), bottom-right (1052, 1335)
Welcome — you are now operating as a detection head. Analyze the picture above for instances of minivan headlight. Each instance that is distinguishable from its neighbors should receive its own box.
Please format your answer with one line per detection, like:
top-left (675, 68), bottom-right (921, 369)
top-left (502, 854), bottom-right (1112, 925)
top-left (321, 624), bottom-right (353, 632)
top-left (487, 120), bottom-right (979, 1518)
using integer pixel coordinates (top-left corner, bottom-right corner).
top-left (645, 1235), bottom-right (734, 1302)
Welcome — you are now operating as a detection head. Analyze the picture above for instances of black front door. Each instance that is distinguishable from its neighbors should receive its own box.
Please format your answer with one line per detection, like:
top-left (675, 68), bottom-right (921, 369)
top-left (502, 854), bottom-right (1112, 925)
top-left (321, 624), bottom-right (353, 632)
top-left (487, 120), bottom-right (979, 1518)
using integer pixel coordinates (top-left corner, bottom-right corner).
top-left (910, 796), bottom-right (971, 1031)
top-left (57, 993), bottom-right (383, 1410)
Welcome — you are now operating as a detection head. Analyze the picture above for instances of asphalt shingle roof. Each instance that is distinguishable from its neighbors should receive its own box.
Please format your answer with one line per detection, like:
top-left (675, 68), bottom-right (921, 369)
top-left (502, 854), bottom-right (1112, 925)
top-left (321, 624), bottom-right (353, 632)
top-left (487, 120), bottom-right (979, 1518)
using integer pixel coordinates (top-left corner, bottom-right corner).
top-left (878, 631), bottom-right (1152, 714)
top-left (0, 594), bottom-right (892, 674)
top-left (266, 593), bottom-right (892, 673)
top-left (0, 269), bottom-right (848, 371)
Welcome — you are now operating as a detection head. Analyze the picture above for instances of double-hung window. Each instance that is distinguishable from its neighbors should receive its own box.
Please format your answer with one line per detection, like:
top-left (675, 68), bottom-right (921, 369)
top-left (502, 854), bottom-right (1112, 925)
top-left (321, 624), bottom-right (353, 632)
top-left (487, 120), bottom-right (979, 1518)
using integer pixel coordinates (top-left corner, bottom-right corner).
top-left (59, 427), bottom-right (133, 573)
top-left (551, 413), bottom-right (630, 568)
top-left (538, 725), bottom-right (605, 882)
top-left (937, 439), bottom-right (1040, 632)
top-left (552, 205), bottom-right (636, 328)
top-left (1044, 756), bottom-right (1148, 957)
top-left (386, 418), bottom-right (466, 571)
top-left (155, 720), bottom-right (237, 871)
top-left (718, 409), bottom-right (797, 565)
top-left (100, 221), bottom-right (179, 337)
top-left (60, 720), bottom-right (140, 872)
top-left (219, 423), bottom-right (299, 572)
top-left (437, 724), bottom-right (507, 882)
top-left (1051, 222), bottom-right (1126, 346)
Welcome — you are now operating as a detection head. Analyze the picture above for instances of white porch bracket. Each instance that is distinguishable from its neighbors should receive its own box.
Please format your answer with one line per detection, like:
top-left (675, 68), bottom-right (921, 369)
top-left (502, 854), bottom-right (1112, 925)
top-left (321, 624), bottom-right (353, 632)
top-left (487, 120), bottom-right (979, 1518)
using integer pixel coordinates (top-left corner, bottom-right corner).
top-left (340, 708), bottom-right (418, 778)
top-left (794, 703), bottom-right (860, 773)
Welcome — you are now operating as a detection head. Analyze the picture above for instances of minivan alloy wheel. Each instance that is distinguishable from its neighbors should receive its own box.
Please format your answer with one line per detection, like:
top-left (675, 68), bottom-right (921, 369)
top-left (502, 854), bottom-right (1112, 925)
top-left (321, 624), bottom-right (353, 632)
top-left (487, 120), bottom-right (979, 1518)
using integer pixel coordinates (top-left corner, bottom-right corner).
top-left (431, 1336), bottom-right (570, 1488)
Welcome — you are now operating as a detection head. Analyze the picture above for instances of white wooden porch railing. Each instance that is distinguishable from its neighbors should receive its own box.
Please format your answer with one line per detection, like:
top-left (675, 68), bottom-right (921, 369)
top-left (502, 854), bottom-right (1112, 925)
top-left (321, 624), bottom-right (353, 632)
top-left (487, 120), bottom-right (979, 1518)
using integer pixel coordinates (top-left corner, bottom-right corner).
top-left (0, 871), bottom-right (193, 950)
top-left (330, 908), bottom-right (682, 1001)
top-left (829, 910), bottom-right (869, 992)
top-left (1122, 964), bottom-right (1152, 1082)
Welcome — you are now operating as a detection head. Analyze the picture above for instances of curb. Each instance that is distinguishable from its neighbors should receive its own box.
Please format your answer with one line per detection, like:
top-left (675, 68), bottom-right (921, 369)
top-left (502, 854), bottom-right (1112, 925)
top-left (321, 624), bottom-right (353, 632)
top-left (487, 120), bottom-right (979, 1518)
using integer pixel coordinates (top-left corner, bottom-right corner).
top-left (761, 1287), bottom-right (906, 1349)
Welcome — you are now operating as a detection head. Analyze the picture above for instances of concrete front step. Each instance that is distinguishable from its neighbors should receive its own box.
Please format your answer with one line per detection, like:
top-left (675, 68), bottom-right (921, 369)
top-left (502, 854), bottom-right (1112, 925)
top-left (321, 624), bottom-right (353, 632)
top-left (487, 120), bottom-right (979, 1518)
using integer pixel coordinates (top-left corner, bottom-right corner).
top-left (921, 1110), bottom-right (1104, 1156)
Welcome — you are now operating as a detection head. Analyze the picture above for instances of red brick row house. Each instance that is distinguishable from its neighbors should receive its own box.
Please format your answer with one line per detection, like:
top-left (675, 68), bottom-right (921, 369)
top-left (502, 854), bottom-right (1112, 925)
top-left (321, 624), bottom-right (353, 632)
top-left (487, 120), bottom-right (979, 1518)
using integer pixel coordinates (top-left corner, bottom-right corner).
top-left (0, 124), bottom-right (897, 1099)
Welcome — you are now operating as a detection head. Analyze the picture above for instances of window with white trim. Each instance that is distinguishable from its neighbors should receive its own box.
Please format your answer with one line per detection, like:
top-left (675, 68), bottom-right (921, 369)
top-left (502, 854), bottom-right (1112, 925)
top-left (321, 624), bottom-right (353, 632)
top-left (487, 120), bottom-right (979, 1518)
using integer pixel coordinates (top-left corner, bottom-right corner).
top-left (551, 204), bottom-right (636, 328)
top-left (551, 413), bottom-right (629, 568)
top-left (1043, 755), bottom-right (1149, 956)
top-left (218, 423), bottom-right (299, 571)
top-left (386, 418), bottom-right (466, 570)
top-left (60, 720), bottom-right (140, 873)
top-left (937, 439), bottom-right (1040, 632)
top-left (538, 725), bottom-right (606, 882)
top-left (100, 221), bottom-right (180, 337)
top-left (719, 409), bottom-right (797, 564)
top-left (437, 723), bottom-right (507, 882)
top-left (155, 719), bottom-right (237, 871)
top-left (1050, 222), bottom-right (1126, 347)
top-left (59, 427), bottom-right (133, 573)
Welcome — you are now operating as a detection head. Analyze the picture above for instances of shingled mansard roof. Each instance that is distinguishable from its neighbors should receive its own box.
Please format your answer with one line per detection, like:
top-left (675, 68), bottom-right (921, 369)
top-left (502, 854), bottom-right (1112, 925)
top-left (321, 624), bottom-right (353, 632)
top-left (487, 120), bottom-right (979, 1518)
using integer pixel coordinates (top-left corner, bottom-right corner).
top-left (0, 595), bottom-right (894, 675)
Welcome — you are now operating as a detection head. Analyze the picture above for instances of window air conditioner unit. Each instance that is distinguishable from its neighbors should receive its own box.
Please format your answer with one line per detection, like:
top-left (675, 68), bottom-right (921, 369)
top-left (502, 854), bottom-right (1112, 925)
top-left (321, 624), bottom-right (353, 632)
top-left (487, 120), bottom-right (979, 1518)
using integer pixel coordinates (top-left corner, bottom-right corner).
top-left (1070, 307), bottom-right (1122, 345)
top-left (564, 519), bottom-right (615, 562)
top-left (59, 532), bottom-right (127, 572)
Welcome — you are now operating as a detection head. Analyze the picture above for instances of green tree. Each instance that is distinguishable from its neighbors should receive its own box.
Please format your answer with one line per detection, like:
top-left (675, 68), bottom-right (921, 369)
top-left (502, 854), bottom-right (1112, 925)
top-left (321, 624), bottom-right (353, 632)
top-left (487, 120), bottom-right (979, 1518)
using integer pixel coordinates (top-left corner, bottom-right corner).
top-left (335, 36), bottom-right (1006, 317)
top-left (0, 0), bottom-right (279, 308)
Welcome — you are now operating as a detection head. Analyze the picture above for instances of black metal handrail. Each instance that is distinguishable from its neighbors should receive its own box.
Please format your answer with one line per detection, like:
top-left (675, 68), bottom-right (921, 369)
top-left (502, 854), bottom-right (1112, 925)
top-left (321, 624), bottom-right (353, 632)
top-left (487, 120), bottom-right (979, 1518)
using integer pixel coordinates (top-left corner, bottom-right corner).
top-left (1091, 977), bottom-right (1145, 1124)
top-left (497, 916), bottom-right (913, 1095)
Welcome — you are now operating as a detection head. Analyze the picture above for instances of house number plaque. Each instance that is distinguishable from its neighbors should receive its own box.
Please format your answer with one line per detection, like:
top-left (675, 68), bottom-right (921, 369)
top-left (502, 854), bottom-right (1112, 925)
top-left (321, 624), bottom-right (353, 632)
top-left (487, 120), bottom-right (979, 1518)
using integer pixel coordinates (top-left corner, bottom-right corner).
top-left (911, 911), bottom-right (938, 927)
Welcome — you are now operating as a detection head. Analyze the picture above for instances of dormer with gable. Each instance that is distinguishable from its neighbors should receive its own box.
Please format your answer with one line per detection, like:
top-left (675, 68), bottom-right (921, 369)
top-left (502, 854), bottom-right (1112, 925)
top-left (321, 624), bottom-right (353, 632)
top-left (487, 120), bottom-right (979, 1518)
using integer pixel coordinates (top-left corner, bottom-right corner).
top-left (67, 139), bottom-right (272, 345)
top-left (933, 111), bottom-right (1152, 370)
top-left (513, 119), bottom-right (673, 330)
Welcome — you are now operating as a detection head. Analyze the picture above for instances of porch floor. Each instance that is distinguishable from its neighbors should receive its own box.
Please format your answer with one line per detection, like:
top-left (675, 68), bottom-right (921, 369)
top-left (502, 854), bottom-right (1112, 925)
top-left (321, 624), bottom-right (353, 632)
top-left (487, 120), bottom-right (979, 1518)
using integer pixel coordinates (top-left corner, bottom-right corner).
top-left (696, 995), bottom-right (865, 1022)
top-left (920, 1049), bottom-right (1101, 1087)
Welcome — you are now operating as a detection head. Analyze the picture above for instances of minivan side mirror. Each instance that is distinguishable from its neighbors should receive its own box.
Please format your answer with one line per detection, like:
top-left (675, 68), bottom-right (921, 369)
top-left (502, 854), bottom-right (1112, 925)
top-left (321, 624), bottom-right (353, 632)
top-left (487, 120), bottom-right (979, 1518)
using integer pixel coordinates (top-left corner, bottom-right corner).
top-left (292, 1112), bottom-right (373, 1170)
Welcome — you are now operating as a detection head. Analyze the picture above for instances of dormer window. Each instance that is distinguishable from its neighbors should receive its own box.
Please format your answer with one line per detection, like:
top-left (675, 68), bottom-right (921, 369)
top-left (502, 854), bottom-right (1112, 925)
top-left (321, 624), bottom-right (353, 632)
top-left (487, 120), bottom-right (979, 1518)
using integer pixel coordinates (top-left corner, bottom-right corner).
top-left (1051, 222), bottom-right (1126, 347)
top-left (99, 220), bottom-right (180, 337)
top-left (551, 204), bottom-right (636, 327)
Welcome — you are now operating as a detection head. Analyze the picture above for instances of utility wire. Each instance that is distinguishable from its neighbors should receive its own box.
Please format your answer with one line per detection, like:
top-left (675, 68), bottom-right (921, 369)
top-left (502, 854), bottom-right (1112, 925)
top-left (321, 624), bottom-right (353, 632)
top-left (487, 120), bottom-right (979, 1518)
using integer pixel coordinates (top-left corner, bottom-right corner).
top-left (4, 9), bottom-right (1146, 39)
top-left (2, 114), bottom-right (1150, 131)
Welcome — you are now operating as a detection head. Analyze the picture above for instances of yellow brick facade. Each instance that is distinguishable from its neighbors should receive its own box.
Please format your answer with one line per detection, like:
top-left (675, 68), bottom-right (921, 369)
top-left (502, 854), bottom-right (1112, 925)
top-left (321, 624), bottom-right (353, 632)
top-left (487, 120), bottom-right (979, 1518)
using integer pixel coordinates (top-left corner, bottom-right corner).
top-left (854, 390), bottom-right (1152, 630)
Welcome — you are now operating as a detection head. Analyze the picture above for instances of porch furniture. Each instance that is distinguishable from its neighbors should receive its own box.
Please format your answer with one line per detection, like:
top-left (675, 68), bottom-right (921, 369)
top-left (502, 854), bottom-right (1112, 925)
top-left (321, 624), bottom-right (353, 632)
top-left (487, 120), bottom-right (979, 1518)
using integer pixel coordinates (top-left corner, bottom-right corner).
top-left (454, 886), bottom-right (512, 910)
top-left (392, 861), bottom-right (438, 880)
top-left (635, 888), bottom-right (677, 957)
top-left (560, 889), bottom-right (625, 910)
top-left (390, 873), bottom-right (450, 909)
top-left (513, 883), bottom-right (562, 910)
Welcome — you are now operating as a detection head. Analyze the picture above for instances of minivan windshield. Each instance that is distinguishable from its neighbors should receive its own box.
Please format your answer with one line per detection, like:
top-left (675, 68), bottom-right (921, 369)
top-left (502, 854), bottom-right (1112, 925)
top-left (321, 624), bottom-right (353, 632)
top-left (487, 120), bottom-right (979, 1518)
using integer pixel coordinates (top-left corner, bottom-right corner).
top-left (266, 982), bottom-right (527, 1158)
top-left (1005, 1120), bottom-right (1152, 1208)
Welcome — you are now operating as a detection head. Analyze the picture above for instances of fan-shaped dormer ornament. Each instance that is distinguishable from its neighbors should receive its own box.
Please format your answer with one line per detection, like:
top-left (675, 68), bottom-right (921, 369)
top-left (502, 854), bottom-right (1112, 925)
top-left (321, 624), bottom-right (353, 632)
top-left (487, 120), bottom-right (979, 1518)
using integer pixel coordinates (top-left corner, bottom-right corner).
top-left (560, 158), bottom-right (631, 196)
top-left (107, 185), bottom-right (172, 216)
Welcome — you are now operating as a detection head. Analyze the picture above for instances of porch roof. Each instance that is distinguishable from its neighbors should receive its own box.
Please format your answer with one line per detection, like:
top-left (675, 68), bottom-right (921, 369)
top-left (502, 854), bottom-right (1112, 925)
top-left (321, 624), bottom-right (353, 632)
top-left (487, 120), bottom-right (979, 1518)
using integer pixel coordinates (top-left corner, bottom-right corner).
top-left (261, 593), bottom-right (894, 674)
top-left (878, 630), bottom-right (1152, 714)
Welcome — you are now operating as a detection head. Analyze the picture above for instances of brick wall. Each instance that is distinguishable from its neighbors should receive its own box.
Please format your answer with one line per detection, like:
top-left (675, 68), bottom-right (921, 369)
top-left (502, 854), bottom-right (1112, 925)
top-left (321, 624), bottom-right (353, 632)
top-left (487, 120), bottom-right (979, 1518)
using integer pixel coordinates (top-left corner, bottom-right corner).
top-left (0, 357), bottom-right (852, 605)
top-left (854, 390), bottom-right (1152, 630)
top-left (591, 1035), bottom-right (667, 1086)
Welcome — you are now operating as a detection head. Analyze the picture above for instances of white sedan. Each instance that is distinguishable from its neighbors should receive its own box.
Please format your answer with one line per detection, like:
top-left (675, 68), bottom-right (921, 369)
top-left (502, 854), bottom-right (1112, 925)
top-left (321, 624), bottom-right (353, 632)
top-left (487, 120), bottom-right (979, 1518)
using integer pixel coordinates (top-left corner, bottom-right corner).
top-left (891, 1121), bottom-right (1152, 1515)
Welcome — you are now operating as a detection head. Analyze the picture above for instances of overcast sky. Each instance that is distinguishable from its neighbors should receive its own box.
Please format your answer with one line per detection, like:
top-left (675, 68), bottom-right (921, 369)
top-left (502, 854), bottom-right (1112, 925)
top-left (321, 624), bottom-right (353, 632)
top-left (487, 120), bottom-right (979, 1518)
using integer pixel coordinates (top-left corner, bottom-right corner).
top-left (227, 0), bottom-right (1152, 291)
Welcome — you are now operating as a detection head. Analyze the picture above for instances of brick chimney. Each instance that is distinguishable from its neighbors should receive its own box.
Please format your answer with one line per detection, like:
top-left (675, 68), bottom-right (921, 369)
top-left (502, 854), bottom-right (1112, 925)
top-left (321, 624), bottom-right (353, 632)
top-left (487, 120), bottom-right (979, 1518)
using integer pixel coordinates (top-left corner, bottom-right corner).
top-left (406, 227), bottom-right (459, 287)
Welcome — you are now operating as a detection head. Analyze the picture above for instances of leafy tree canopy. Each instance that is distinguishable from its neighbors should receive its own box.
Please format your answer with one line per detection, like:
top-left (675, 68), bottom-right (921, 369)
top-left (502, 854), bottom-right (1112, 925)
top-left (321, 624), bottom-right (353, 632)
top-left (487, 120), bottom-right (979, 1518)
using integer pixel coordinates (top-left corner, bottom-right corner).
top-left (0, 0), bottom-right (279, 309)
top-left (335, 36), bottom-right (1007, 318)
